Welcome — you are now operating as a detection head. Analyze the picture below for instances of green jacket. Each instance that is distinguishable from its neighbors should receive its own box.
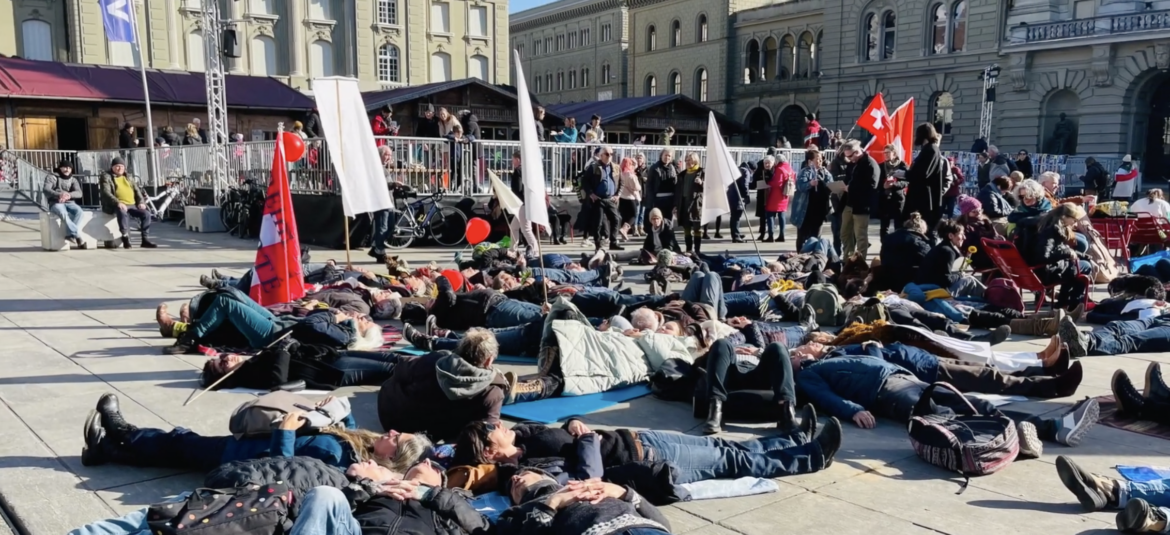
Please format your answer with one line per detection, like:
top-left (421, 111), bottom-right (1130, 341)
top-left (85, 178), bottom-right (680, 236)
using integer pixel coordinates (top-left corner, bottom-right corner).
top-left (98, 172), bottom-right (146, 215)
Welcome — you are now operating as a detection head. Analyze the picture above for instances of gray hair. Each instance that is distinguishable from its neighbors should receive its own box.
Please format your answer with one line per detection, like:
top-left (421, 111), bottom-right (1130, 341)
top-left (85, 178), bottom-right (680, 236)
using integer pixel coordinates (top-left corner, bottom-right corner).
top-left (762, 155), bottom-right (776, 166)
top-left (841, 140), bottom-right (863, 153)
top-left (348, 321), bottom-right (385, 350)
top-left (1016, 179), bottom-right (1047, 200)
top-left (1038, 171), bottom-right (1060, 186)
top-left (988, 145), bottom-right (1000, 155)
top-left (372, 295), bottom-right (402, 319)
top-left (775, 152), bottom-right (789, 164)
top-left (630, 308), bottom-right (661, 331)
top-left (455, 328), bottom-right (499, 367)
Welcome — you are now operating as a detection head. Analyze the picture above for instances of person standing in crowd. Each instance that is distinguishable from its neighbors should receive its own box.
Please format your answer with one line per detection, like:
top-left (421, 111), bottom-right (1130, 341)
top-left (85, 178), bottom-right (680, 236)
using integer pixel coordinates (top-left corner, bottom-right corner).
top-left (1083, 156), bottom-right (1113, 201)
top-left (971, 136), bottom-right (989, 154)
top-left (754, 155), bottom-right (776, 241)
top-left (839, 140), bottom-right (880, 257)
top-left (508, 150), bottom-right (540, 255)
top-left (459, 110), bottom-right (481, 139)
top-left (827, 150), bottom-right (849, 256)
top-left (1115, 154), bottom-right (1139, 200)
top-left (192, 118), bottom-right (209, 144)
top-left (728, 160), bottom-right (751, 243)
top-left (446, 124), bottom-right (475, 192)
top-left (371, 106), bottom-right (400, 147)
top-left (162, 126), bottom-right (182, 147)
top-left (677, 152), bottom-right (706, 253)
top-left (118, 124), bottom-right (137, 150)
top-left (792, 148), bottom-right (834, 248)
top-left (633, 152), bottom-right (649, 236)
top-left (183, 124), bottom-right (202, 146)
top-left (292, 121), bottom-right (308, 141)
top-left (764, 153), bottom-right (795, 242)
top-left (99, 157), bottom-right (154, 249)
top-left (988, 145), bottom-right (1017, 175)
top-left (644, 149), bottom-right (677, 231)
top-left (941, 156), bottom-right (965, 220)
top-left (303, 107), bottom-right (321, 138)
top-left (533, 106), bottom-right (547, 141)
top-left (1130, 188), bottom-right (1170, 219)
top-left (552, 117), bottom-right (578, 143)
top-left (803, 114), bottom-right (822, 148)
top-left (583, 146), bottom-right (622, 251)
top-left (416, 104), bottom-right (440, 138)
top-left (878, 144), bottom-right (909, 239)
top-left (1015, 150), bottom-right (1034, 179)
top-left (976, 151), bottom-right (992, 189)
top-left (44, 159), bottom-right (86, 249)
top-left (437, 107), bottom-right (461, 137)
top-left (904, 123), bottom-right (948, 243)
top-left (617, 156), bottom-right (642, 241)
top-left (581, 114), bottom-right (605, 143)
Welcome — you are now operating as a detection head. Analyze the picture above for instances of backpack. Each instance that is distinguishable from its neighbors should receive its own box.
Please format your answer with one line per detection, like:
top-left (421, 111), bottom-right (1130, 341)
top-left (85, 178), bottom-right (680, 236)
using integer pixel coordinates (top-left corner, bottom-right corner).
top-left (146, 483), bottom-right (291, 535)
top-left (806, 283), bottom-right (846, 326)
top-left (845, 297), bottom-right (890, 325)
top-left (907, 382), bottom-right (1019, 493)
top-left (228, 392), bottom-right (352, 439)
top-left (984, 279), bottom-right (1024, 313)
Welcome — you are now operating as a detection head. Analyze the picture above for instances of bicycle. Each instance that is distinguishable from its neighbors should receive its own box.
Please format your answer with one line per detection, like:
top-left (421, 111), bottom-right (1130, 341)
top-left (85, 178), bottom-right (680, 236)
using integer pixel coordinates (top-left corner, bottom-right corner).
top-left (384, 187), bottom-right (468, 249)
top-left (144, 179), bottom-right (195, 221)
top-left (218, 179), bottom-right (265, 238)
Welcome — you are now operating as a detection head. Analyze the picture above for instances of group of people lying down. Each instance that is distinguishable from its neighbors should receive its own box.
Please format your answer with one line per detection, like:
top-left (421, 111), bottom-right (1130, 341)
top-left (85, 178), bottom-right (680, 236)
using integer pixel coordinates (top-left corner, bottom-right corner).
top-left (98, 244), bottom-right (1170, 535)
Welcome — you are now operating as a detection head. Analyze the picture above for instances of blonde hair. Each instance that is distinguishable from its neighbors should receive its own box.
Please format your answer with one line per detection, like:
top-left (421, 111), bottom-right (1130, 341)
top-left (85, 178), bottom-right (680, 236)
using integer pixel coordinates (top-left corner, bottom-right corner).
top-left (186, 123), bottom-right (199, 137)
top-left (323, 428), bottom-right (433, 473)
top-left (1009, 171), bottom-right (1024, 182)
top-left (903, 212), bottom-right (927, 234)
top-left (648, 207), bottom-right (663, 220)
top-left (685, 152), bottom-right (700, 167)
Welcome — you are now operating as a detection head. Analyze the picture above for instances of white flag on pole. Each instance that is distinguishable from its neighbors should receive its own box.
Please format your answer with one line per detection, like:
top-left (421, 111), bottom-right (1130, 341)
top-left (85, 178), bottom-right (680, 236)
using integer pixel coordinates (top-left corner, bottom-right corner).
top-left (488, 170), bottom-right (523, 216)
top-left (512, 50), bottom-right (551, 233)
top-left (313, 77), bottom-right (395, 217)
top-left (701, 112), bottom-right (737, 225)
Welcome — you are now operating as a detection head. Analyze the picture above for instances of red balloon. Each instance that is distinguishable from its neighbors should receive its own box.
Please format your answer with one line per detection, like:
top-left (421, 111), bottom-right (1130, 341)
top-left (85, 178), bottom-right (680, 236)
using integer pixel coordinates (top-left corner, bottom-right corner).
top-left (441, 269), bottom-right (464, 292)
top-left (466, 217), bottom-right (491, 245)
top-left (281, 132), bottom-right (306, 161)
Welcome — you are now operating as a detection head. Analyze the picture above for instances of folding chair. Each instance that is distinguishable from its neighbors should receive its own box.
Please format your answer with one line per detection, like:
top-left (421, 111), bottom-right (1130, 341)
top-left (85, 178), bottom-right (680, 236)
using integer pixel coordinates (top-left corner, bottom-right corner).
top-left (1090, 217), bottom-right (1135, 265)
top-left (980, 238), bottom-right (1092, 313)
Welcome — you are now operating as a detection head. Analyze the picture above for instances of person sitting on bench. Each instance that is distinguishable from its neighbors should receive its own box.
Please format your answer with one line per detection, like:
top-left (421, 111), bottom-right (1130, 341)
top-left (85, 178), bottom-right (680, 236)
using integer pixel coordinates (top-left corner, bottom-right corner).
top-left (98, 157), bottom-right (155, 249)
top-left (44, 159), bottom-right (87, 249)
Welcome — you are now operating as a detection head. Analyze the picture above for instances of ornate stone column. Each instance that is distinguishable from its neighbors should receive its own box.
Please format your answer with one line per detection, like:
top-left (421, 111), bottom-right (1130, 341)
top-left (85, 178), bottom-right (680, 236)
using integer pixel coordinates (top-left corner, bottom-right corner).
top-left (165, 0), bottom-right (182, 69)
top-left (288, 0), bottom-right (306, 76)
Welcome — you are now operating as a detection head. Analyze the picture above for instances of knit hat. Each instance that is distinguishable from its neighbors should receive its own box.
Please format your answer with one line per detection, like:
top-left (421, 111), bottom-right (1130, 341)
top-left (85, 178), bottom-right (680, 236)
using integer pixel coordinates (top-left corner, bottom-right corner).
top-left (957, 195), bottom-right (982, 217)
top-left (110, 157), bottom-right (126, 167)
top-left (56, 159), bottom-right (72, 170)
top-left (1123, 154), bottom-right (1133, 163)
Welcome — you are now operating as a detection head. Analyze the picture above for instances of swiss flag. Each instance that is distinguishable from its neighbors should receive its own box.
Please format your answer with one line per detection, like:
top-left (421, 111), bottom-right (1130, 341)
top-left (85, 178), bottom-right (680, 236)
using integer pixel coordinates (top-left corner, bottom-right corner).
top-left (858, 94), bottom-right (891, 138)
top-left (889, 98), bottom-right (915, 163)
top-left (249, 135), bottom-right (306, 307)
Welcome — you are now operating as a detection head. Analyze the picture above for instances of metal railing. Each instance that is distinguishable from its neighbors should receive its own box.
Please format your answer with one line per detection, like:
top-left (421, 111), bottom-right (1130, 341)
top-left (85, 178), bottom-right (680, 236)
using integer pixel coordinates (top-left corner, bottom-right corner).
top-left (1021, 9), bottom-right (1170, 43)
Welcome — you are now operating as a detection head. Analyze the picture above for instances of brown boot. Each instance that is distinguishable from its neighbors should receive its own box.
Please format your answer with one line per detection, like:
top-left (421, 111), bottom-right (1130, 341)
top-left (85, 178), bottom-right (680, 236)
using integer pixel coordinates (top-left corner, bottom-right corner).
top-left (1068, 303), bottom-right (1086, 322)
top-left (1117, 499), bottom-right (1169, 533)
top-left (156, 304), bottom-right (176, 337)
top-left (179, 303), bottom-right (191, 323)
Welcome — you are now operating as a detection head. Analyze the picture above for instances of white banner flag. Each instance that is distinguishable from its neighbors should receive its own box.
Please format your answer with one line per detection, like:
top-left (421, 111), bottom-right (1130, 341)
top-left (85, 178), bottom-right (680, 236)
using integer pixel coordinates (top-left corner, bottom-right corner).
top-left (488, 170), bottom-right (523, 216)
top-left (313, 77), bottom-right (395, 217)
top-left (701, 112), bottom-right (736, 225)
top-left (512, 50), bottom-right (551, 234)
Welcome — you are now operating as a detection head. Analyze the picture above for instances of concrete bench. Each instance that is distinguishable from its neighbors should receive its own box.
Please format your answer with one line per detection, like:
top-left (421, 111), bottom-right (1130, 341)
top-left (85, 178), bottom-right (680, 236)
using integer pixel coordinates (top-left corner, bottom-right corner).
top-left (83, 212), bottom-right (124, 248)
top-left (185, 206), bottom-right (227, 233)
top-left (39, 211), bottom-right (99, 251)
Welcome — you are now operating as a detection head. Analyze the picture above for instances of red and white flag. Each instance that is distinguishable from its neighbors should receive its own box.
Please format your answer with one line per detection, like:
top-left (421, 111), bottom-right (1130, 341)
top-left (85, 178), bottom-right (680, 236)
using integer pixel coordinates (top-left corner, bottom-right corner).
top-left (858, 94), bottom-right (891, 138)
top-left (888, 98), bottom-right (915, 163)
top-left (249, 136), bottom-right (306, 307)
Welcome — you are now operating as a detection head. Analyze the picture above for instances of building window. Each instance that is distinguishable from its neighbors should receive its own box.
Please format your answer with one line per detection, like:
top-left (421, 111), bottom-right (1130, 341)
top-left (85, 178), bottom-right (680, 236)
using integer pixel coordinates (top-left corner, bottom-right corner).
top-left (951, 1), bottom-right (967, 52)
top-left (546, 73), bottom-right (552, 90)
top-left (780, 35), bottom-right (795, 80)
top-left (745, 39), bottom-right (760, 83)
top-left (797, 32), bottom-right (813, 78)
top-left (695, 68), bottom-right (708, 100)
top-left (557, 71), bottom-right (563, 90)
top-left (544, 37), bottom-right (552, 52)
top-left (647, 25), bottom-right (656, 51)
top-left (251, 35), bottom-right (277, 75)
top-left (582, 28), bottom-right (590, 45)
top-left (377, 44), bottom-right (400, 82)
top-left (187, 30), bottom-right (205, 71)
top-left (697, 15), bottom-right (708, 42)
top-left (671, 20), bottom-right (681, 47)
top-left (469, 54), bottom-right (488, 80)
top-left (763, 37), bottom-right (777, 80)
top-left (250, 0), bottom-right (275, 14)
top-left (582, 67), bottom-right (590, 87)
top-left (930, 3), bottom-right (947, 54)
top-left (670, 72), bottom-right (681, 94)
top-left (569, 70), bottom-right (577, 89)
top-left (601, 63), bottom-right (610, 84)
top-left (601, 23), bottom-right (612, 41)
top-left (184, 0), bottom-right (203, 8)
top-left (516, 43), bottom-right (524, 58)
top-left (569, 32), bottom-right (577, 49)
top-left (864, 10), bottom-right (896, 61)
top-left (469, 6), bottom-right (488, 36)
top-left (310, 40), bottom-right (334, 78)
top-left (931, 91), bottom-right (954, 135)
top-left (110, 39), bottom-right (137, 67)
top-left (645, 75), bottom-right (657, 96)
top-left (534, 75), bottom-right (541, 93)
top-left (308, 0), bottom-right (332, 20)
top-left (377, 0), bottom-right (399, 25)
top-left (557, 34), bottom-right (565, 51)
top-left (815, 30), bottom-right (823, 73)
top-left (430, 51), bottom-right (451, 81)
top-left (431, 2), bottom-right (450, 33)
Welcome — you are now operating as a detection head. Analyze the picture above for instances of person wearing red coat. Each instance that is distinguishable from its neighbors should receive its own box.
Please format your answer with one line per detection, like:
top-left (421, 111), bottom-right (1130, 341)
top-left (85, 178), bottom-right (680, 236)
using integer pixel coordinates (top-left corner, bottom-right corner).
top-left (371, 105), bottom-right (399, 147)
top-left (803, 115), bottom-right (822, 149)
top-left (763, 156), bottom-right (795, 242)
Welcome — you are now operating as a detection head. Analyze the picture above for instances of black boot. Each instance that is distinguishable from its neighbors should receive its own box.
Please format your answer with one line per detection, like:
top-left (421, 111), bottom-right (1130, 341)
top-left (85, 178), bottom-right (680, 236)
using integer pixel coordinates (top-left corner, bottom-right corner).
top-left (121, 236), bottom-right (132, 249)
top-left (403, 323), bottom-right (433, 351)
top-left (81, 410), bottom-right (109, 466)
top-left (140, 234), bottom-right (158, 248)
top-left (702, 399), bottom-right (723, 435)
top-left (967, 309), bottom-right (1004, 329)
top-left (799, 404), bottom-right (818, 438)
top-left (97, 393), bottom-right (137, 441)
top-left (815, 417), bottom-right (843, 468)
top-left (1113, 369), bottom-right (1146, 417)
top-left (776, 401), bottom-right (798, 433)
top-left (1144, 362), bottom-right (1170, 403)
top-left (693, 234), bottom-right (703, 255)
top-left (684, 233), bottom-right (693, 253)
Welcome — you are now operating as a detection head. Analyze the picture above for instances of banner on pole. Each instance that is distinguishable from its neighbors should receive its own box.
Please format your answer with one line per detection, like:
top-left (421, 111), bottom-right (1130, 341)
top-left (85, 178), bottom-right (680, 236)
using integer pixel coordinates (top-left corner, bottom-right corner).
top-left (100, 0), bottom-right (137, 43)
top-left (313, 78), bottom-right (395, 217)
top-left (701, 112), bottom-right (737, 225)
top-left (512, 50), bottom-right (551, 234)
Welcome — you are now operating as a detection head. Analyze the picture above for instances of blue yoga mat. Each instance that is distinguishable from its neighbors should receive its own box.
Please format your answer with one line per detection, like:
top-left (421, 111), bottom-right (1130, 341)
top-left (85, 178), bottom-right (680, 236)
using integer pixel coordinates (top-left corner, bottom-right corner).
top-left (393, 346), bottom-right (536, 364)
top-left (501, 384), bottom-right (653, 424)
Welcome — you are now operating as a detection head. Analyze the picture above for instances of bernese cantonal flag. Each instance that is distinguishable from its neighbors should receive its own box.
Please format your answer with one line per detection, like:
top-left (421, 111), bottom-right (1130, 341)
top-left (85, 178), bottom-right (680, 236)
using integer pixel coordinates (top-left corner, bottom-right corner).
top-left (249, 136), bottom-right (306, 306)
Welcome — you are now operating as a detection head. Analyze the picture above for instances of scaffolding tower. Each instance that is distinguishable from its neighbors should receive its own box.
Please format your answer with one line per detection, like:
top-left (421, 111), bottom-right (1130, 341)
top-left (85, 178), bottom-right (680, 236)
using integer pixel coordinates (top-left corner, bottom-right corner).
top-left (202, 1), bottom-right (230, 199)
top-left (979, 64), bottom-right (1001, 143)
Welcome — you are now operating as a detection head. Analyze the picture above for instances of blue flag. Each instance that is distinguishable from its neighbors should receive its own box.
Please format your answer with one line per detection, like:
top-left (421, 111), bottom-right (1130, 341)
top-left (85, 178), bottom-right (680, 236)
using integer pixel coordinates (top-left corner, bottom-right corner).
top-left (100, 0), bottom-right (136, 43)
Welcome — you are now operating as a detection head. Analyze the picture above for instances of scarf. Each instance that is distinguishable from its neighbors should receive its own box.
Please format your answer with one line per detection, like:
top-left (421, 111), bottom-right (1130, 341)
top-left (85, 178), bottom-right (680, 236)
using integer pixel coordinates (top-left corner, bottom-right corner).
top-left (687, 164), bottom-right (701, 173)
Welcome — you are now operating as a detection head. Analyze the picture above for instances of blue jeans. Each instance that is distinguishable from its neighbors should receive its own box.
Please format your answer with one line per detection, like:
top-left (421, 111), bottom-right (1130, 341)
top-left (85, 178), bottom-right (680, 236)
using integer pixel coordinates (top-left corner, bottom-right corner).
top-left (750, 322), bottom-right (809, 349)
top-left (1121, 479), bottom-right (1170, 528)
top-left (115, 206), bottom-right (151, 236)
top-left (682, 267), bottom-right (726, 320)
top-left (1073, 232), bottom-right (1089, 254)
top-left (50, 201), bottom-right (85, 238)
top-left (332, 351), bottom-right (404, 386)
top-left (485, 299), bottom-right (543, 328)
top-left (121, 427), bottom-right (229, 470)
top-left (724, 291), bottom-right (767, 318)
top-left (1088, 318), bottom-right (1170, 356)
top-left (291, 487), bottom-right (362, 535)
top-left (434, 320), bottom-right (543, 356)
top-left (532, 265), bottom-right (608, 287)
top-left (637, 429), bottom-right (823, 484)
top-left (191, 293), bottom-right (281, 347)
top-left (69, 509), bottom-right (151, 535)
top-left (531, 253), bottom-right (573, 269)
top-left (370, 209), bottom-right (391, 254)
top-left (765, 211), bottom-right (786, 238)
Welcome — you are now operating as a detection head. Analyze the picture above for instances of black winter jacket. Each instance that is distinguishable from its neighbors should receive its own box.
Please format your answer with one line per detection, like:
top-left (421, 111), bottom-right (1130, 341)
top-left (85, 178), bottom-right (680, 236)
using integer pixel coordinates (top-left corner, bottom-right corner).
top-left (879, 229), bottom-right (931, 291)
top-left (644, 161), bottom-right (677, 203)
top-left (977, 184), bottom-right (1012, 219)
top-left (1039, 225), bottom-right (1076, 265)
top-left (507, 420), bottom-right (642, 470)
top-left (496, 485), bottom-right (669, 535)
top-left (905, 143), bottom-right (947, 215)
top-left (345, 484), bottom-right (491, 535)
top-left (377, 351), bottom-right (508, 442)
top-left (879, 160), bottom-right (908, 207)
top-left (204, 456), bottom-right (348, 518)
top-left (430, 276), bottom-right (507, 331)
top-left (642, 220), bottom-right (680, 254)
top-left (916, 242), bottom-right (963, 288)
top-left (844, 154), bottom-right (880, 214)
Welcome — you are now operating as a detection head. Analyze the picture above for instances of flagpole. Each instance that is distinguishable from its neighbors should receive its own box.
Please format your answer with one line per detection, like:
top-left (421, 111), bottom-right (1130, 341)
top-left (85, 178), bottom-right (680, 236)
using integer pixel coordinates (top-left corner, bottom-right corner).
top-left (277, 122), bottom-right (292, 304)
top-left (129, 4), bottom-right (158, 189)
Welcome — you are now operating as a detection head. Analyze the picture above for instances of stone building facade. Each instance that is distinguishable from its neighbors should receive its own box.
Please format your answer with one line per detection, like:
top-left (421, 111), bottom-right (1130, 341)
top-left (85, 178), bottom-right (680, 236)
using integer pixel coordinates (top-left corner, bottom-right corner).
top-left (510, 0), bottom-right (630, 104)
top-left (0, 0), bottom-right (509, 94)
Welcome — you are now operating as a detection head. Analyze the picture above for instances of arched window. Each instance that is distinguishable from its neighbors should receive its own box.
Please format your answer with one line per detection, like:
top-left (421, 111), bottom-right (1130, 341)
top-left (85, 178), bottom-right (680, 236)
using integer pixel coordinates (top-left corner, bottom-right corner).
top-left (21, 19), bottom-right (52, 61)
top-left (545, 73), bottom-right (552, 90)
top-left (671, 20), bottom-right (681, 47)
top-left (647, 25), bottom-right (657, 51)
top-left (310, 40), bottom-right (334, 78)
top-left (697, 15), bottom-right (708, 42)
top-left (745, 39), bottom-right (760, 83)
top-left (534, 75), bottom-right (541, 93)
top-left (645, 75), bottom-right (657, 96)
top-left (951, 1), bottom-right (967, 52)
top-left (469, 54), bottom-right (488, 80)
top-left (251, 35), bottom-right (277, 75)
top-left (187, 31), bottom-right (205, 72)
top-left (377, 0), bottom-right (399, 25)
top-left (601, 63), bottom-right (610, 84)
top-left (569, 70), bottom-right (577, 89)
top-left (780, 35), bottom-right (795, 80)
top-left (930, 3), bottom-right (948, 55)
top-left (556, 70), bottom-right (563, 90)
top-left (670, 72), bottom-right (681, 94)
top-left (581, 67), bottom-right (590, 87)
top-left (931, 91), bottom-right (954, 135)
top-left (863, 10), bottom-right (896, 61)
top-left (815, 31), bottom-right (823, 73)
top-left (308, 0), bottom-right (332, 20)
top-left (695, 68), bottom-right (708, 101)
top-left (797, 32), bottom-right (813, 79)
top-left (882, 11), bottom-right (896, 60)
top-left (763, 37), bottom-right (778, 80)
top-left (864, 13), bottom-right (879, 61)
top-left (379, 44), bottom-right (402, 81)
top-left (430, 51), bottom-right (451, 82)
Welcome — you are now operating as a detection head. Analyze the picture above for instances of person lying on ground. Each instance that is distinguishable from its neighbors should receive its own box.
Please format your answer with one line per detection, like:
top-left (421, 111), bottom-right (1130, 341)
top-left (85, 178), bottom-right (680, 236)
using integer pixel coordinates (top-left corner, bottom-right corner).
top-left (792, 345), bottom-right (1099, 455)
top-left (455, 410), bottom-right (841, 486)
top-left (202, 262), bottom-right (421, 297)
top-left (695, 338), bottom-right (819, 434)
top-left (199, 342), bottom-right (409, 391)
top-left (490, 271), bottom-right (671, 318)
top-left (843, 293), bottom-right (1024, 344)
top-left (399, 276), bottom-right (545, 331)
top-left (154, 288), bottom-right (384, 355)
top-left (497, 472), bottom-right (672, 535)
top-left (1063, 314), bottom-right (1170, 358)
top-left (81, 392), bottom-right (431, 471)
top-left (828, 320), bottom-right (1060, 373)
top-left (724, 287), bottom-right (816, 322)
top-left (1054, 455), bottom-right (1170, 533)
top-left (1110, 362), bottom-right (1170, 427)
top-left (377, 329), bottom-right (510, 443)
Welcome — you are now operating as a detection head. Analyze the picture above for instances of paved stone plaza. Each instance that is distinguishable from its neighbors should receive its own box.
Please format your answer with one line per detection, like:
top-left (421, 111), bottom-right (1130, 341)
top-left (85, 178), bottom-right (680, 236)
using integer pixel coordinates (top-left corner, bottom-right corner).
top-left (0, 195), bottom-right (1163, 535)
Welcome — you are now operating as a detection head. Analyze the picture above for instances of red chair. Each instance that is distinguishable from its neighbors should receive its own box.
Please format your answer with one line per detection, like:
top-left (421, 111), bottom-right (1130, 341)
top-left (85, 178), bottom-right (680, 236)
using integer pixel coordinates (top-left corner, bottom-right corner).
top-left (980, 238), bottom-right (1092, 312)
top-left (1090, 217), bottom-right (1136, 265)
